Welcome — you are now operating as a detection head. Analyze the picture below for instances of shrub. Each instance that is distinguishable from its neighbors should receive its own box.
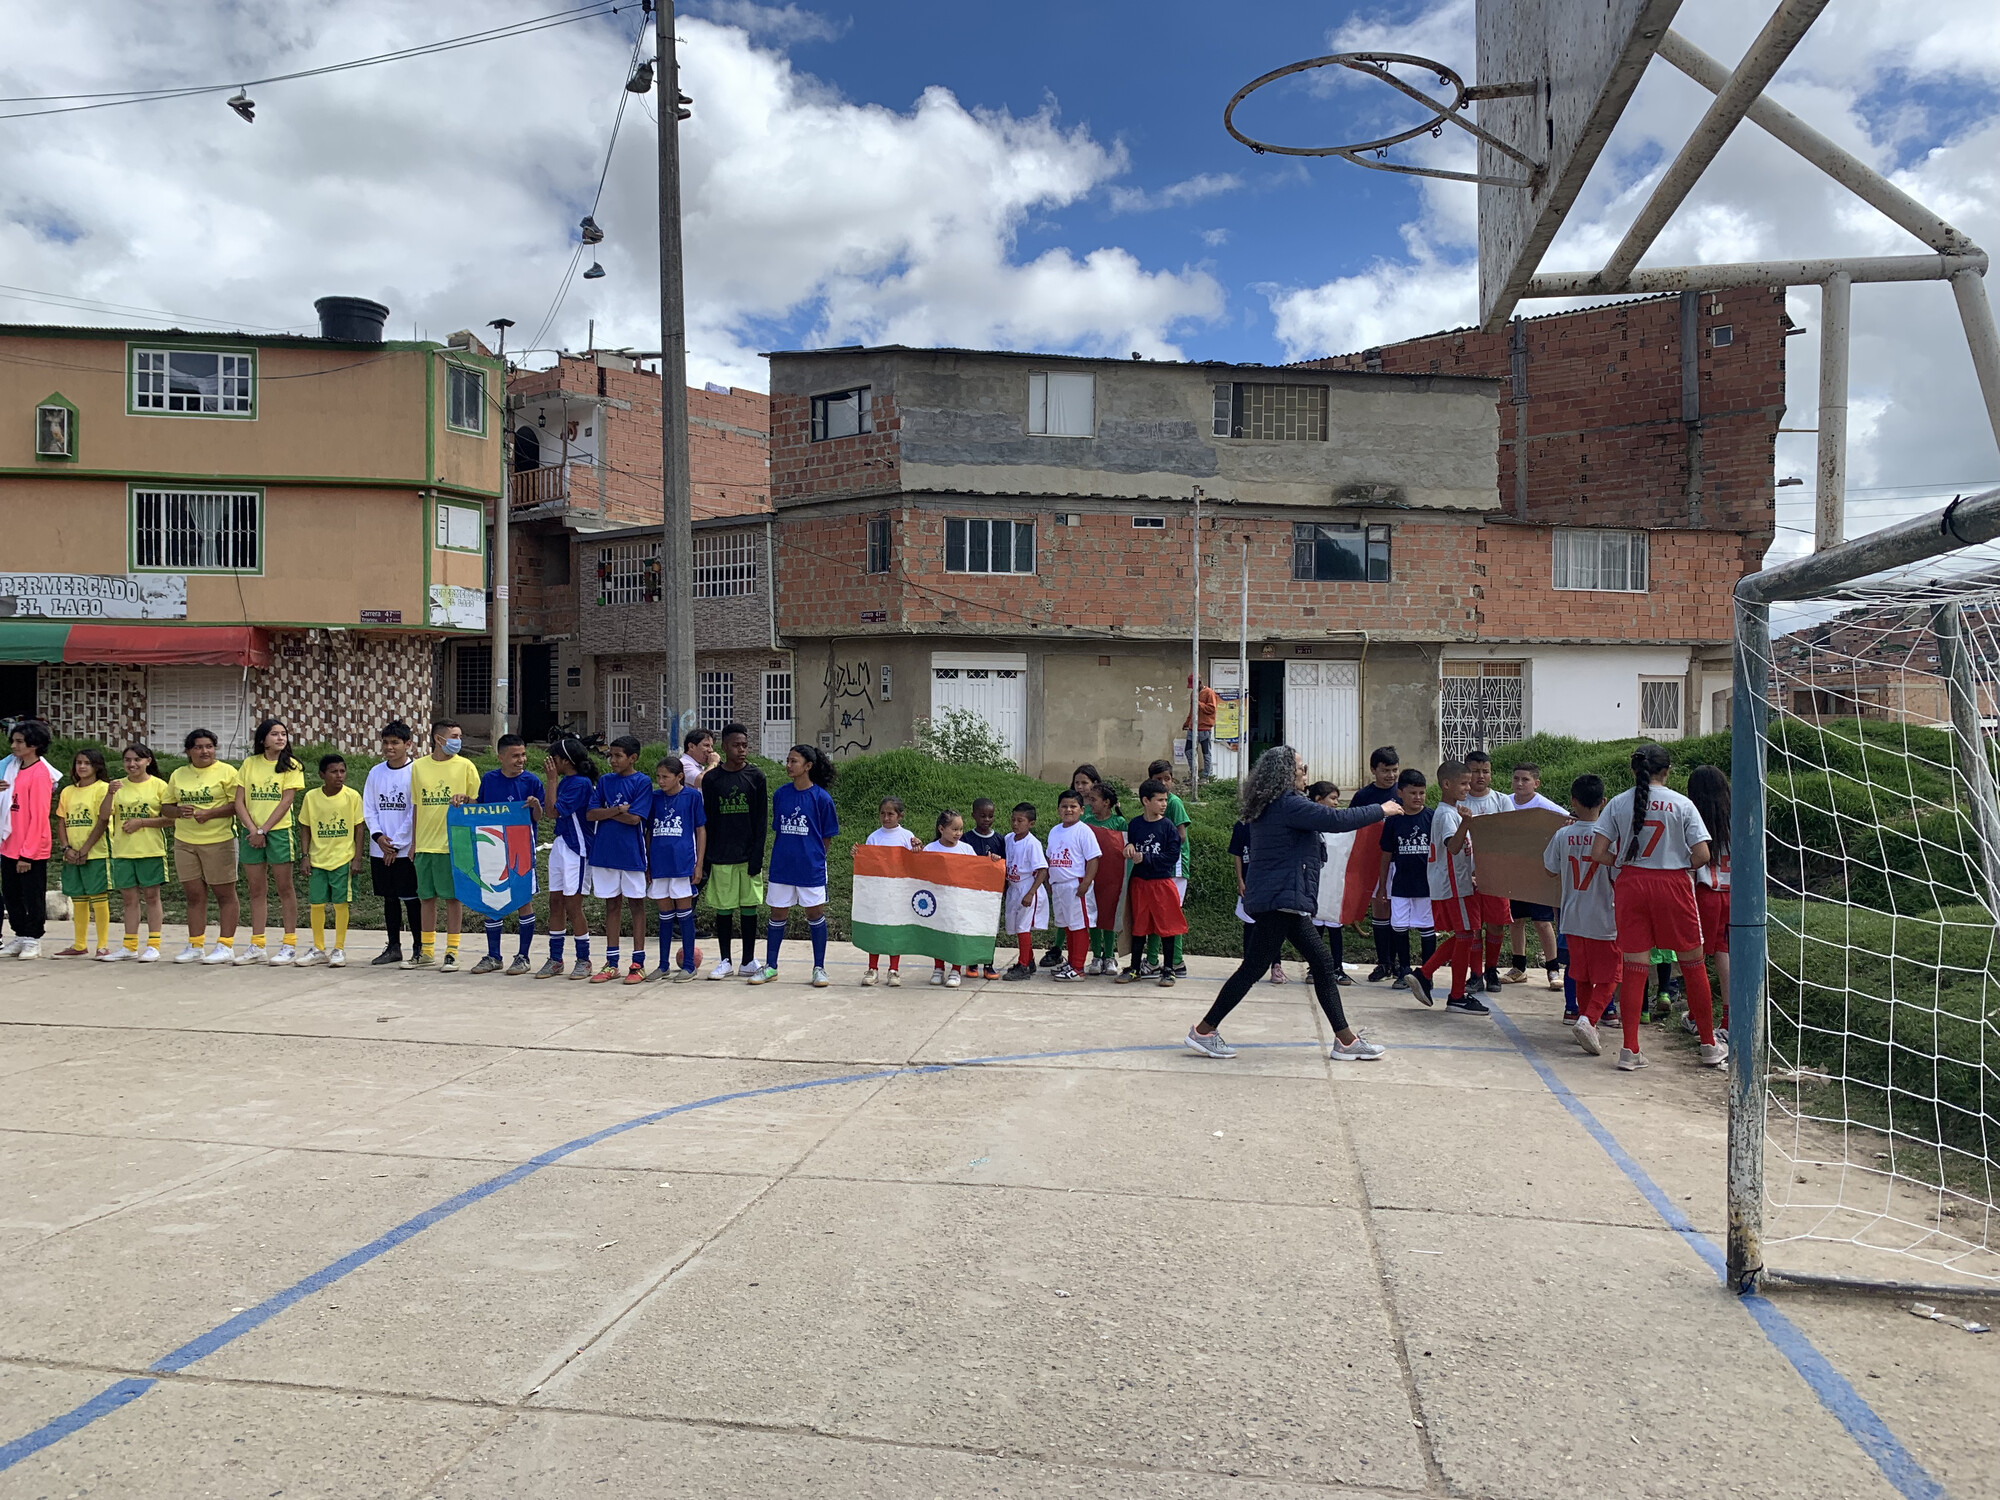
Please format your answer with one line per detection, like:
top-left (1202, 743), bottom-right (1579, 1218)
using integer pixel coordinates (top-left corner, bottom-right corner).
top-left (911, 708), bottom-right (1015, 770)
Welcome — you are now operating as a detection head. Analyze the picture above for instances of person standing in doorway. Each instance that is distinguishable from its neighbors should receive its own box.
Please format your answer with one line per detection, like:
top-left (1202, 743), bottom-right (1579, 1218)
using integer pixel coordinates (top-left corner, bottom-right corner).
top-left (1181, 674), bottom-right (1219, 780)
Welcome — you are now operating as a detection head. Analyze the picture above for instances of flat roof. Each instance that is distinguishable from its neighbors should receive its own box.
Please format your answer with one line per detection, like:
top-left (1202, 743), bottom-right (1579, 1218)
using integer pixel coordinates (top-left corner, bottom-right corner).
top-left (0, 322), bottom-right (448, 352)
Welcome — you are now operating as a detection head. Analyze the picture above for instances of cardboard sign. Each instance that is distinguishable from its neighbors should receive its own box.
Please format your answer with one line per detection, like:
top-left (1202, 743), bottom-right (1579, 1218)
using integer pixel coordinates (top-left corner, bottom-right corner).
top-left (1467, 808), bottom-right (1568, 906)
top-left (447, 802), bottom-right (537, 915)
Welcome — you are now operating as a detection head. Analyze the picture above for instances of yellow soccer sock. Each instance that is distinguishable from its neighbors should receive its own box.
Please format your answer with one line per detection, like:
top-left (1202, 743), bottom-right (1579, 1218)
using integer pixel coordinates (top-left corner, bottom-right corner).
top-left (148, 930), bottom-right (162, 951)
top-left (72, 907), bottom-right (88, 949)
top-left (253, 933), bottom-right (267, 950)
top-left (334, 904), bottom-right (350, 948)
top-left (93, 897), bottom-right (112, 948)
top-left (283, 929), bottom-right (297, 949)
top-left (446, 932), bottom-right (461, 955)
top-left (310, 905), bottom-right (326, 952)
top-left (421, 930), bottom-right (436, 957)
top-left (124, 932), bottom-right (140, 953)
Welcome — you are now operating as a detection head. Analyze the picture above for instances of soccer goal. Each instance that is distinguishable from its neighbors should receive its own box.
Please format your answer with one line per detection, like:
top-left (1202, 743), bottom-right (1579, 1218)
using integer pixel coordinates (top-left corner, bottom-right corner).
top-left (1730, 486), bottom-right (2000, 1296)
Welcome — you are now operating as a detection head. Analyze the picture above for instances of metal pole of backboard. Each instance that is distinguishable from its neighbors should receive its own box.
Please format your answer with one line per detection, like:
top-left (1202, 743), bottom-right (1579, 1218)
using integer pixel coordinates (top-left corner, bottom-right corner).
top-left (1727, 588), bottom-right (1772, 1293)
top-left (1189, 487), bottom-right (1202, 801)
top-left (1239, 537), bottom-right (1250, 779)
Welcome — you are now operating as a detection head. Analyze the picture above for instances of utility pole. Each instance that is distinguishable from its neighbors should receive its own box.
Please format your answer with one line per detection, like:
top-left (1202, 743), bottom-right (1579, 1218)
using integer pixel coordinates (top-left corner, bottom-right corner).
top-left (1238, 535), bottom-right (1249, 778)
top-left (488, 317), bottom-right (515, 739)
top-left (1189, 487), bottom-right (1202, 802)
top-left (652, 0), bottom-right (696, 745)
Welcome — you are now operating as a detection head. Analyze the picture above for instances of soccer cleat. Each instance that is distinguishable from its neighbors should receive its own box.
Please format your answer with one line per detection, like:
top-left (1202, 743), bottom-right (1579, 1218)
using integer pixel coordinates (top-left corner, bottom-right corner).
top-left (1185, 1028), bottom-right (1235, 1059)
top-left (885, 969), bottom-right (902, 987)
top-left (328, 949), bottom-right (346, 968)
top-left (671, 966), bottom-right (697, 983)
top-left (1484, 968), bottom-right (1504, 990)
top-left (811, 967), bottom-right (830, 988)
top-left (623, 963), bottom-right (646, 985)
top-left (439, 951), bottom-right (460, 974)
top-left (1573, 1016), bottom-right (1603, 1055)
top-left (174, 943), bottom-right (203, 964)
top-left (233, 946), bottom-right (263, 965)
top-left (568, 958), bottom-right (592, 981)
top-left (1616, 1048), bottom-right (1648, 1071)
top-left (748, 966), bottom-right (780, 985)
top-left (1003, 963), bottom-right (1034, 981)
top-left (980, 965), bottom-right (1002, 981)
top-left (271, 945), bottom-right (296, 967)
top-left (1051, 963), bottom-right (1085, 982)
top-left (862, 969), bottom-right (880, 987)
top-left (373, 946), bottom-right (404, 967)
top-left (1406, 969), bottom-right (1435, 1006)
top-left (1136, 960), bottom-right (1162, 979)
top-left (506, 955), bottom-right (531, 976)
top-left (1114, 967), bottom-right (1142, 985)
top-left (137, 946), bottom-right (161, 963)
top-left (1697, 1041), bottom-right (1729, 1068)
top-left (469, 955), bottom-right (503, 975)
top-left (1446, 994), bottom-right (1491, 1015)
top-left (297, 948), bottom-right (327, 968)
top-left (534, 956), bottom-right (563, 979)
top-left (708, 958), bottom-right (735, 980)
top-left (1156, 971), bottom-right (1175, 988)
top-left (944, 969), bottom-right (961, 988)
top-left (590, 962), bottom-right (619, 984)
top-left (202, 946), bottom-right (234, 965)
top-left (1329, 1034), bottom-right (1387, 1062)
top-left (1171, 962), bottom-right (1189, 979)
top-left (929, 968), bottom-right (946, 986)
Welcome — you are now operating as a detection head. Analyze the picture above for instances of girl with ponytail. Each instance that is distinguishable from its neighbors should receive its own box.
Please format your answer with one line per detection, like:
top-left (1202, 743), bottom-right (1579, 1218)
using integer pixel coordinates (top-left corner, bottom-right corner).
top-left (537, 737), bottom-right (599, 980)
top-left (1582, 743), bottom-right (1727, 1072)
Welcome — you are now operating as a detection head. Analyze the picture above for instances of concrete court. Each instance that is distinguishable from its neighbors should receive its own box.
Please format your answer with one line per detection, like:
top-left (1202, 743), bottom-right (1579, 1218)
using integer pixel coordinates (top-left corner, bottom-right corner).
top-left (0, 934), bottom-right (1993, 1500)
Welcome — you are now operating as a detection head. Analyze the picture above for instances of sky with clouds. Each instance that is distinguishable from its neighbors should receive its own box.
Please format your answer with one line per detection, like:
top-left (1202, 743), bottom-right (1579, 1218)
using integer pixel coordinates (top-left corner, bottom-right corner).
top-left (3, 0), bottom-right (1997, 561)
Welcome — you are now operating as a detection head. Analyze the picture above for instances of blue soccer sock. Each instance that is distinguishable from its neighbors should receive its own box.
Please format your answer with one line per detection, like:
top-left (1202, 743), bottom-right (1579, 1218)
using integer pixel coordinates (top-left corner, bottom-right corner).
top-left (657, 909), bottom-right (674, 960)
top-left (765, 919), bottom-right (786, 971)
top-left (606, 944), bottom-right (620, 969)
top-left (809, 917), bottom-right (828, 969)
top-left (485, 918), bottom-right (503, 960)
top-left (678, 910), bottom-right (698, 969)
top-left (575, 937), bottom-right (591, 962)
top-left (549, 932), bottom-right (566, 963)
top-left (516, 914), bottom-right (536, 958)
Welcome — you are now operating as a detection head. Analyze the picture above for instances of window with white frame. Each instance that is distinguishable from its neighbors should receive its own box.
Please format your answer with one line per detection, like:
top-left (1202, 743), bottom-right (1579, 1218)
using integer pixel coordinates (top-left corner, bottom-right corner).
top-left (132, 348), bottom-right (253, 415)
top-left (810, 386), bottom-right (872, 441)
top-left (1028, 371), bottom-right (1094, 436)
top-left (1440, 660), bottom-right (1525, 760)
top-left (131, 488), bottom-right (261, 572)
top-left (435, 501), bottom-right (483, 553)
top-left (945, 517), bottom-right (1035, 575)
top-left (763, 670), bottom-right (793, 727)
top-left (446, 364), bottom-right (486, 433)
top-left (693, 530), bottom-right (758, 598)
top-left (35, 401), bottom-right (75, 459)
top-left (699, 671), bottom-right (735, 726)
top-left (606, 672), bottom-right (633, 732)
top-left (1552, 528), bottom-right (1648, 593)
top-left (1640, 677), bottom-right (1685, 738)
top-left (596, 541), bottom-right (661, 605)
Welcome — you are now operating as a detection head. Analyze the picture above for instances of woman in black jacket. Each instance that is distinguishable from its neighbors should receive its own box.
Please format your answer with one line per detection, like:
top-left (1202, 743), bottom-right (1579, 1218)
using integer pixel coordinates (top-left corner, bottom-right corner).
top-left (1187, 745), bottom-right (1389, 1062)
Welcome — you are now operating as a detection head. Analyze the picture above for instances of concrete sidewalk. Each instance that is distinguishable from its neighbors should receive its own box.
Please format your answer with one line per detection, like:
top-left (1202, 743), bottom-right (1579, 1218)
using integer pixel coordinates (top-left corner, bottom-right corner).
top-left (0, 941), bottom-right (1992, 1499)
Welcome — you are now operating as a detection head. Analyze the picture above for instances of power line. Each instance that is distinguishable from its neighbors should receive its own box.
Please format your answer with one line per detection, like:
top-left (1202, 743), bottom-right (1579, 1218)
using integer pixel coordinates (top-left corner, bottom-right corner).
top-left (0, 282), bottom-right (307, 333)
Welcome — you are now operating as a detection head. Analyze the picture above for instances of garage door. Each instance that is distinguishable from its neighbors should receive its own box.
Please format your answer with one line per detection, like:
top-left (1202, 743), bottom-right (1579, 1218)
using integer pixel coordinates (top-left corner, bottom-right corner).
top-left (1285, 660), bottom-right (1359, 790)
top-left (149, 667), bottom-right (250, 759)
top-left (930, 653), bottom-right (1027, 768)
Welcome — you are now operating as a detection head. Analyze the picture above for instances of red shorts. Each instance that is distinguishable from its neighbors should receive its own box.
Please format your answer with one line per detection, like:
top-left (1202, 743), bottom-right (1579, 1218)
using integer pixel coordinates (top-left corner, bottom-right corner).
top-left (1128, 877), bottom-right (1188, 937)
top-left (1431, 891), bottom-right (1476, 934)
top-left (1612, 866), bottom-right (1702, 955)
top-left (1474, 891), bottom-right (1512, 926)
top-left (1695, 885), bottom-right (1730, 955)
top-left (1565, 934), bottom-right (1622, 984)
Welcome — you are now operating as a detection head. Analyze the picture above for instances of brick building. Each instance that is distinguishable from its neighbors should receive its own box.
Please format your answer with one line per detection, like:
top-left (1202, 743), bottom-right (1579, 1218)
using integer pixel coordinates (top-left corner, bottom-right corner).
top-left (765, 287), bottom-right (1782, 784)
top-left (442, 350), bottom-right (787, 742)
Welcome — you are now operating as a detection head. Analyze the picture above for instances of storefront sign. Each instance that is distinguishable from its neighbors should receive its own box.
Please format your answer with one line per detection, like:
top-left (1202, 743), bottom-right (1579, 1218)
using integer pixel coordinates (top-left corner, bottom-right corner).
top-left (427, 584), bottom-right (486, 631)
top-left (0, 573), bottom-right (186, 620)
top-left (360, 608), bottom-right (403, 625)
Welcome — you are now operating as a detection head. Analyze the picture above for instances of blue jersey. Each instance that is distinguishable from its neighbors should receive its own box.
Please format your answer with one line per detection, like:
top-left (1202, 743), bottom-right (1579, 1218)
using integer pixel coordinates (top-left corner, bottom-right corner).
top-left (768, 782), bottom-right (839, 886)
top-left (588, 771), bottom-right (654, 871)
top-left (477, 768), bottom-right (541, 816)
top-left (553, 775), bottom-right (594, 855)
top-left (646, 785), bottom-right (706, 879)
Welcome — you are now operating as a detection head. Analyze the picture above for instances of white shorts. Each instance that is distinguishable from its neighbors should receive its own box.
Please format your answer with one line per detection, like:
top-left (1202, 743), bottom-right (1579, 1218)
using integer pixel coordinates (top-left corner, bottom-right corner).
top-left (648, 876), bottom-right (694, 901)
top-left (767, 882), bottom-right (826, 909)
top-left (1389, 894), bottom-right (1434, 932)
top-left (1049, 880), bottom-right (1096, 931)
top-left (1005, 882), bottom-right (1049, 935)
top-left (549, 841), bottom-right (588, 896)
top-left (590, 866), bottom-right (646, 899)
top-left (1173, 876), bottom-right (1187, 904)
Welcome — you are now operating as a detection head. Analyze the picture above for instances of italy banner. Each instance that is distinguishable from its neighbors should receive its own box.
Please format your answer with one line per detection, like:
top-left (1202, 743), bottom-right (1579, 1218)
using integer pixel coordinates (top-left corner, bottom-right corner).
top-left (447, 802), bottom-right (538, 916)
top-left (851, 844), bottom-right (1005, 969)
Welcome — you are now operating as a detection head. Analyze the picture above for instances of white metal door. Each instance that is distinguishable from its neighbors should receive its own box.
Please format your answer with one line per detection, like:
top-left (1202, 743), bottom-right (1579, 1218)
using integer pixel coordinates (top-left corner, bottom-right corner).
top-left (148, 667), bottom-right (250, 759)
top-left (929, 652), bottom-right (1027, 767)
top-left (605, 673), bottom-right (633, 739)
top-left (761, 670), bottom-right (795, 758)
top-left (1285, 660), bottom-right (1360, 790)
top-left (1209, 657), bottom-right (1243, 781)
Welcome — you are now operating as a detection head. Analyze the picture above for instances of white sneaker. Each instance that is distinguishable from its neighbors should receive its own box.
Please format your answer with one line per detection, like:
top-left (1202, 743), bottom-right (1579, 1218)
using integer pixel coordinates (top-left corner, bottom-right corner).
top-left (202, 946), bottom-right (234, 965)
top-left (233, 945), bottom-right (263, 965)
top-left (270, 945), bottom-right (296, 967)
top-left (929, 968), bottom-right (946, 986)
top-left (1185, 1028), bottom-right (1236, 1059)
top-left (708, 959), bottom-right (735, 980)
top-left (1698, 1041), bottom-right (1730, 1068)
top-left (100, 947), bottom-right (129, 963)
top-left (328, 948), bottom-right (346, 968)
top-left (885, 969), bottom-right (902, 987)
top-left (1329, 1034), bottom-right (1386, 1062)
top-left (1573, 1016), bottom-right (1602, 1056)
top-left (811, 967), bottom-right (830, 988)
top-left (0, 938), bottom-right (22, 957)
top-left (15, 939), bottom-right (40, 960)
top-left (137, 946), bottom-right (161, 963)
top-left (174, 943), bottom-right (202, 964)
top-left (944, 969), bottom-right (961, 988)
top-left (861, 969), bottom-right (879, 986)
top-left (1617, 1048), bottom-right (1648, 1072)
top-left (296, 948), bottom-right (326, 968)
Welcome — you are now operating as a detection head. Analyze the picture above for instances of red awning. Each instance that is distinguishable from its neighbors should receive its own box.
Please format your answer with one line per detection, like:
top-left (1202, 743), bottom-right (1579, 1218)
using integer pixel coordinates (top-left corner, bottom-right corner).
top-left (64, 625), bottom-right (272, 668)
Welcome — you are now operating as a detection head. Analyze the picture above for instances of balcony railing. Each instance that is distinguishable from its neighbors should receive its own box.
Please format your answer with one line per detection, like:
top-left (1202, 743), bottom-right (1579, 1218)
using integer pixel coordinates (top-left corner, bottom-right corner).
top-left (510, 460), bottom-right (594, 510)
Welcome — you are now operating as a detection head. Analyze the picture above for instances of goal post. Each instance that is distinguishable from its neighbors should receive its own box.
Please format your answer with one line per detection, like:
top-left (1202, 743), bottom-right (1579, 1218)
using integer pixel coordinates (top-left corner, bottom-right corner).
top-left (1730, 483), bottom-right (2000, 1296)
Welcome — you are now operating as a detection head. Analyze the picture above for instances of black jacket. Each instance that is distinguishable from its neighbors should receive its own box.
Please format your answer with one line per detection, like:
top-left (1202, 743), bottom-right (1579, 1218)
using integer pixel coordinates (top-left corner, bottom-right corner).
top-left (1241, 792), bottom-right (1386, 917)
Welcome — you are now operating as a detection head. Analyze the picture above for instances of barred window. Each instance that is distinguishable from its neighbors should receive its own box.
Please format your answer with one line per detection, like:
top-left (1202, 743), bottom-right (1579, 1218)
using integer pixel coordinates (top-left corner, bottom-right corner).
top-left (596, 541), bottom-right (661, 606)
top-left (131, 488), bottom-right (261, 572)
top-left (699, 671), bottom-right (735, 726)
top-left (693, 530), bottom-right (758, 598)
top-left (455, 645), bottom-right (491, 717)
top-left (945, 517), bottom-right (1035, 575)
top-left (1552, 528), bottom-right (1648, 592)
top-left (133, 348), bottom-right (253, 415)
top-left (1212, 382), bottom-right (1327, 441)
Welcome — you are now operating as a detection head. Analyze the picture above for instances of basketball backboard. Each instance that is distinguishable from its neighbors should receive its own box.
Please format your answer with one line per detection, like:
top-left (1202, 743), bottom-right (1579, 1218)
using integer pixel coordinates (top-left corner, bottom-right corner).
top-left (1476, 0), bottom-right (1681, 330)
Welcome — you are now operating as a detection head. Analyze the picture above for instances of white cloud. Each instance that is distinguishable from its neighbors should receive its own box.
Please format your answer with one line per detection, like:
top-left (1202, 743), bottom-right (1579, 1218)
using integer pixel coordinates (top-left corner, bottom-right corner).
top-left (1106, 172), bottom-right (1243, 214)
top-left (0, 2), bottom-right (1222, 389)
top-left (1199, 227), bottom-right (1230, 247)
top-left (683, 1), bottom-right (847, 46)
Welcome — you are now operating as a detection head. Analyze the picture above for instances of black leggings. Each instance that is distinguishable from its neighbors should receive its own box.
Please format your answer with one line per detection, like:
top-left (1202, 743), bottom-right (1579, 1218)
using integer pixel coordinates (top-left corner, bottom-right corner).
top-left (1, 857), bottom-right (48, 939)
top-left (1203, 910), bottom-right (1349, 1034)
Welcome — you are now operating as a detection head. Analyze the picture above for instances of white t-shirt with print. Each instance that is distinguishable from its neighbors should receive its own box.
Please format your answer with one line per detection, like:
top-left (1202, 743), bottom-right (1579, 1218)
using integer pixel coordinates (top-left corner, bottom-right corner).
top-left (1510, 792), bottom-right (1567, 815)
top-left (1427, 802), bottom-right (1476, 903)
top-left (1462, 789), bottom-right (1511, 818)
top-left (1597, 785), bottom-right (1711, 872)
top-left (1044, 822), bottom-right (1100, 887)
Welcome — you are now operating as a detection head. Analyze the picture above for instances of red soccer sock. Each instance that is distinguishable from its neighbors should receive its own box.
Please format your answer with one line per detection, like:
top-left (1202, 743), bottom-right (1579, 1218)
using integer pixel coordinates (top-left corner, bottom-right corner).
top-left (888, 955), bottom-right (900, 972)
top-left (1484, 931), bottom-right (1503, 971)
top-left (1066, 926), bottom-right (1087, 969)
top-left (1017, 934), bottom-right (1034, 967)
top-left (1617, 964), bottom-right (1649, 1054)
top-left (1682, 960), bottom-right (1718, 1045)
top-left (868, 955), bottom-right (880, 971)
top-left (1419, 934), bottom-right (1454, 978)
top-left (1580, 980), bottom-right (1614, 1024)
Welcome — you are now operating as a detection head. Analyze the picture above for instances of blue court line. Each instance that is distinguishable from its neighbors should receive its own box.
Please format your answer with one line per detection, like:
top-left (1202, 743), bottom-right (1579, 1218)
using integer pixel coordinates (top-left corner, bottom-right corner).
top-left (0, 1032), bottom-right (1498, 1472)
top-left (1486, 1005), bottom-right (1948, 1500)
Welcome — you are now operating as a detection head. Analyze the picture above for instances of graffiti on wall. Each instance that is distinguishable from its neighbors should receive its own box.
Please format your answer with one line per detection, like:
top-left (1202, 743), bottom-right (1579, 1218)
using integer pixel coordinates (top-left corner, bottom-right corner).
top-left (822, 657), bottom-right (874, 754)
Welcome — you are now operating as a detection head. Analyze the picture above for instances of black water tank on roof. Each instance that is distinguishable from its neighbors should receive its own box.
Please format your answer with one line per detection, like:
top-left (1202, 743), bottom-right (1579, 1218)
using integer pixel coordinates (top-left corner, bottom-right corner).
top-left (314, 296), bottom-right (389, 343)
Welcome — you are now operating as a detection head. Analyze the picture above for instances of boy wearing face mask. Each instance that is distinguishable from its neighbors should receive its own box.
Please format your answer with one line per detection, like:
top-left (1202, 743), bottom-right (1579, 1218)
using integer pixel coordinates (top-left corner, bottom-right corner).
top-left (408, 719), bottom-right (482, 973)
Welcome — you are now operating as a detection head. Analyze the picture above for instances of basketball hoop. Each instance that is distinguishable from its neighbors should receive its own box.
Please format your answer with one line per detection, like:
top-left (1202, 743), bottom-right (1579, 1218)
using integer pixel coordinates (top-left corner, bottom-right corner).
top-left (1222, 52), bottom-right (1543, 189)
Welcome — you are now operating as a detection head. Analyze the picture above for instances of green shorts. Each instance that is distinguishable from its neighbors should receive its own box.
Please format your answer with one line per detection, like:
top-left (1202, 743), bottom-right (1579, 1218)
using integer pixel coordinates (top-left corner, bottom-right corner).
top-left (110, 855), bottom-right (167, 892)
top-left (308, 865), bottom-right (353, 904)
top-left (60, 860), bottom-right (111, 898)
top-left (238, 826), bottom-right (296, 865)
top-left (414, 850), bottom-right (457, 901)
top-left (704, 863), bottom-right (764, 911)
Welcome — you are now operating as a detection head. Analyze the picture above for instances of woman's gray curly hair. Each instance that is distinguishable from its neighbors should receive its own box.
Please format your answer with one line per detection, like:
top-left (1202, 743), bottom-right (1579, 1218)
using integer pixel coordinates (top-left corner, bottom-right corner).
top-left (1240, 744), bottom-right (1301, 823)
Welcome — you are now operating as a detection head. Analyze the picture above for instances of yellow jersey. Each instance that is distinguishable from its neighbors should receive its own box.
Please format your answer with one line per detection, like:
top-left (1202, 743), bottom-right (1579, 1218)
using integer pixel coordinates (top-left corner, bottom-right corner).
top-left (167, 761), bottom-right (240, 845)
top-left (410, 754), bottom-right (481, 854)
top-left (239, 754), bottom-right (306, 832)
top-left (301, 785), bottom-right (366, 871)
top-left (58, 782), bottom-right (110, 860)
top-left (111, 776), bottom-right (169, 861)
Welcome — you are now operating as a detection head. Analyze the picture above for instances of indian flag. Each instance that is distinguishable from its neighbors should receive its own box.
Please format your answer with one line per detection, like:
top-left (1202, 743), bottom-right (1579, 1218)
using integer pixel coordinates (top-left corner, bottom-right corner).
top-left (851, 844), bottom-right (1005, 968)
